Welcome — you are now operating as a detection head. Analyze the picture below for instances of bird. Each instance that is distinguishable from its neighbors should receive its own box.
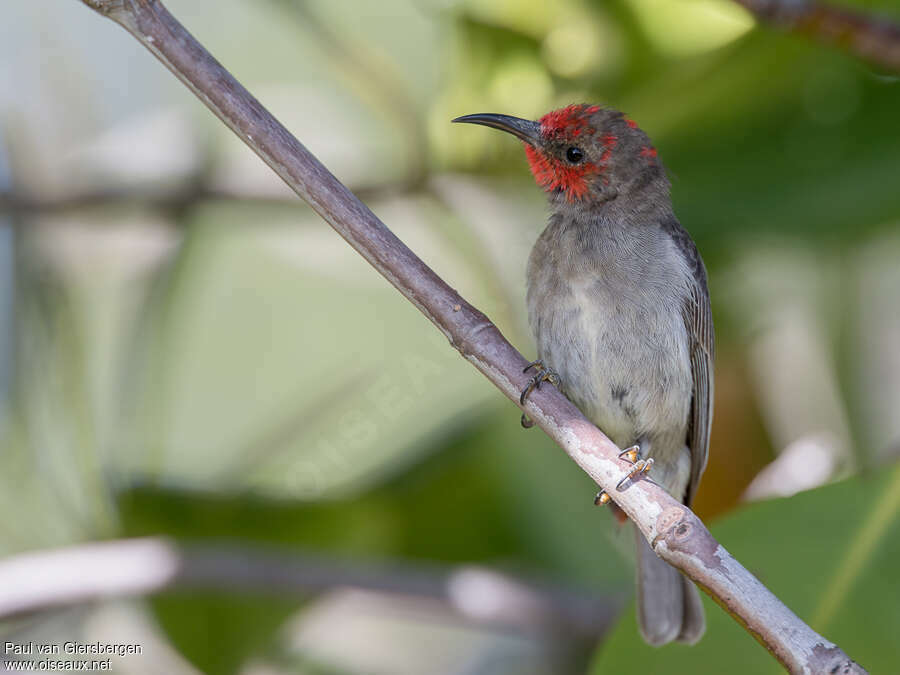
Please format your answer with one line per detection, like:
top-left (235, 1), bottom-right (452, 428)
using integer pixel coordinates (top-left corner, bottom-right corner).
top-left (452, 104), bottom-right (714, 646)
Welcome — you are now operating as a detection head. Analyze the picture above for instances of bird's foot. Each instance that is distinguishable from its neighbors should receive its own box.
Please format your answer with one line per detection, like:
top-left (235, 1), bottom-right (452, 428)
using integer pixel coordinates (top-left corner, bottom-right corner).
top-left (618, 445), bottom-right (640, 464)
top-left (615, 445), bottom-right (654, 492)
top-left (519, 360), bottom-right (561, 428)
top-left (594, 490), bottom-right (612, 506)
top-left (594, 445), bottom-right (646, 506)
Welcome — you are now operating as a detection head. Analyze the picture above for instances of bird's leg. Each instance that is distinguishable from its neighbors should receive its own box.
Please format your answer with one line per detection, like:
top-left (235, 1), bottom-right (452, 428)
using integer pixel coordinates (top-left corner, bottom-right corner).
top-left (519, 359), bottom-right (561, 428)
top-left (615, 444), bottom-right (654, 492)
top-left (594, 445), bottom-right (645, 506)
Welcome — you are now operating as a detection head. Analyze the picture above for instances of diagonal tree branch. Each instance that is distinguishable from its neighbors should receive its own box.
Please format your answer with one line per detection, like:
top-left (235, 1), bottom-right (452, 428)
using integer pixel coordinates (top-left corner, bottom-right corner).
top-left (73, 1), bottom-right (865, 673)
top-left (734, 0), bottom-right (900, 73)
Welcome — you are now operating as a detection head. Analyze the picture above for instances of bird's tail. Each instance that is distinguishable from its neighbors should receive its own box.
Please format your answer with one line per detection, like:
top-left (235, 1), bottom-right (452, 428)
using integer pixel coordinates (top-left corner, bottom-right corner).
top-left (634, 523), bottom-right (705, 645)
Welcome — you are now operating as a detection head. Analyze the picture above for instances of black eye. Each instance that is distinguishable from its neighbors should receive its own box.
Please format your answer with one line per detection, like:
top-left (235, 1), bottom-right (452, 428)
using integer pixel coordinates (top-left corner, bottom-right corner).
top-left (566, 147), bottom-right (584, 163)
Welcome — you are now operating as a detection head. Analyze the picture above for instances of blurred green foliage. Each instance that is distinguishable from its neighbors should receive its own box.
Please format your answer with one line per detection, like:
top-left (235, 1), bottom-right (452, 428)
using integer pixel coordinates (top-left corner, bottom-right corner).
top-left (595, 463), bottom-right (900, 673)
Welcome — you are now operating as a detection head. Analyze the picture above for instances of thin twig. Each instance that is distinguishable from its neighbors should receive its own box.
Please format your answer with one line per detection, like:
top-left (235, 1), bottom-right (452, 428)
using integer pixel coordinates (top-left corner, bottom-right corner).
top-left (734, 0), bottom-right (900, 73)
top-left (73, 1), bottom-right (865, 672)
top-left (0, 537), bottom-right (621, 639)
top-left (0, 180), bottom-right (422, 218)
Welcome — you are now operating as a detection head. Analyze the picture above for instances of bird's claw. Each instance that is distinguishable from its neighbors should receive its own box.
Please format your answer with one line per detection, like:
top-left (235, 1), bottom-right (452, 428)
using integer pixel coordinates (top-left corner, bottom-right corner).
top-left (618, 445), bottom-right (640, 464)
top-left (594, 446), bottom-right (647, 506)
top-left (519, 360), bottom-right (561, 428)
top-left (594, 490), bottom-right (611, 506)
top-left (519, 360), bottom-right (561, 405)
top-left (616, 446), bottom-right (653, 492)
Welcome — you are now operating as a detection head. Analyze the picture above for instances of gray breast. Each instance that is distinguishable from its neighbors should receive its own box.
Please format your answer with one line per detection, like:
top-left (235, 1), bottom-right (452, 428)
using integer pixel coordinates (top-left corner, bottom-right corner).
top-left (525, 214), bottom-right (693, 452)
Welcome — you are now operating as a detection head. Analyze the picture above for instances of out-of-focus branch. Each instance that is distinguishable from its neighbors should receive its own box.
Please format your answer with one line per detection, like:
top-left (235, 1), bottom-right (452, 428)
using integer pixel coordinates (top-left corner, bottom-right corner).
top-left (0, 180), bottom-right (421, 218)
top-left (0, 537), bottom-right (620, 639)
top-left (0, 130), bottom-right (16, 406)
top-left (735, 0), bottom-right (900, 73)
top-left (75, 1), bottom-right (866, 672)
top-left (271, 0), bottom-right (429, 184)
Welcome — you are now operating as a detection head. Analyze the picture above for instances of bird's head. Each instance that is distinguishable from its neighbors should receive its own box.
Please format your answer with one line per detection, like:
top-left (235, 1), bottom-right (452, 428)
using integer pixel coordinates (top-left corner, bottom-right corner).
top-left (453, 104), bottom-right (665, 205)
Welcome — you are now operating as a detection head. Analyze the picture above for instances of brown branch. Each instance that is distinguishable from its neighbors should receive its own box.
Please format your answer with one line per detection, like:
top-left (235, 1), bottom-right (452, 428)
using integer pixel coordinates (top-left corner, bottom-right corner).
top-left (75, 1), bottom-right (865, 673)
top-left (0, 537), bottom-right (620, 640)
top-left (735, 0), bottom-right (900, 72)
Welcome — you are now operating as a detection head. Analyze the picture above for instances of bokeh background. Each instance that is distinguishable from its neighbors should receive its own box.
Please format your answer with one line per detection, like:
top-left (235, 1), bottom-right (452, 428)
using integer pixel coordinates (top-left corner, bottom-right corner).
top-left (2, 0), bottom-right (900, 673)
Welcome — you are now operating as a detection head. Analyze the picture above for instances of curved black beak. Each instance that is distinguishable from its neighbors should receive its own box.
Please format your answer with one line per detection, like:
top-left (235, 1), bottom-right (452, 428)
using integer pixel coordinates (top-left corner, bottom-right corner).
top-left (452, 113), bottom-right (542, 146)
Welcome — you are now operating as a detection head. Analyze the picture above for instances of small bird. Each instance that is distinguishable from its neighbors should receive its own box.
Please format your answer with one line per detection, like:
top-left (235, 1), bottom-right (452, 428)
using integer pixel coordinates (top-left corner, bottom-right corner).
top-left (453, 105), bottom-right (713, 646)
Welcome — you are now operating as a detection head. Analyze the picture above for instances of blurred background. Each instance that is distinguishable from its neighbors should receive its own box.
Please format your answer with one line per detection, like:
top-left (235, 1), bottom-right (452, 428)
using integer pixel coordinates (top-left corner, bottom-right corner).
top-left (2, 0), bottom-right (900, 673)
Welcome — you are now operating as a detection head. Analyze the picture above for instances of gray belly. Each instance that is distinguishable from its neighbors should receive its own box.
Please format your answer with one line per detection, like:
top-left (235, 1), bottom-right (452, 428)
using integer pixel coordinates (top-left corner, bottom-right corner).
top-left (527, 274), bottom-right (692, 456)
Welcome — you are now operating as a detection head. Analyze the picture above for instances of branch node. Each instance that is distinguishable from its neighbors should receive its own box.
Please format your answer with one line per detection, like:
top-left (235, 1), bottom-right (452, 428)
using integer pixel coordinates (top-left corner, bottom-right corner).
top-left (80, 0), bottom-right (124, 15)
top-left (812, 644), bottom-right (867, 675)
top-left (655, 506), bottom-right (688, 538)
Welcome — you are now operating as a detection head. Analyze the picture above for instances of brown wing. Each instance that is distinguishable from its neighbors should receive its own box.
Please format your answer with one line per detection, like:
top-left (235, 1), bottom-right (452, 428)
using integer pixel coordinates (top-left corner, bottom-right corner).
top-left (664, 216), bottom-right (714, 506)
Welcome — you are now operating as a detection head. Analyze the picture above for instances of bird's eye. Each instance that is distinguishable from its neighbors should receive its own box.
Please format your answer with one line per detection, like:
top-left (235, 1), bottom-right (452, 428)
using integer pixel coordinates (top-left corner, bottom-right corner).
top-left (566, 147), bottom-right (584, 164)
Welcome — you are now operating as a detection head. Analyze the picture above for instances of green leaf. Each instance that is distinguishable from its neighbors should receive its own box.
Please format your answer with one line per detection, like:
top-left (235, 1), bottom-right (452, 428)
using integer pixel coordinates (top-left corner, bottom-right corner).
top-left (591, 462), bottom-right (900, 673)
top-left (151, 591), bottom-right (298, 675)
top-left (117, 206), bottom-right (498, 498)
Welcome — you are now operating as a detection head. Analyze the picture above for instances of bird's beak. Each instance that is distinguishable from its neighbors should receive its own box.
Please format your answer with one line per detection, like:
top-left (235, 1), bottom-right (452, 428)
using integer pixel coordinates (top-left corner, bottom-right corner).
top-left (452, 113), bottom-right (542, 146)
